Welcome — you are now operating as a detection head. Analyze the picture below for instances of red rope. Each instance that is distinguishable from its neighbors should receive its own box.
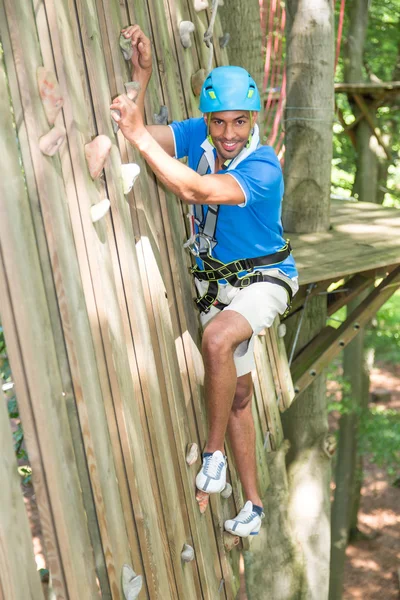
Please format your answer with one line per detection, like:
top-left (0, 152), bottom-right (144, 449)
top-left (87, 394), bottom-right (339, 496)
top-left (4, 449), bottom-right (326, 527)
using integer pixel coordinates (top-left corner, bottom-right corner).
top-left (335, 0), bottom-right (346, 72)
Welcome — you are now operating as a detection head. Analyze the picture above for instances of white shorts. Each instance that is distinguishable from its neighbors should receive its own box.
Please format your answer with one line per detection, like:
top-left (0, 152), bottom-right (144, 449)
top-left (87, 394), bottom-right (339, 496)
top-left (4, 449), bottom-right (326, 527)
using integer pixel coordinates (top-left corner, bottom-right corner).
top-left (197, 269), bottom-right (298, 378)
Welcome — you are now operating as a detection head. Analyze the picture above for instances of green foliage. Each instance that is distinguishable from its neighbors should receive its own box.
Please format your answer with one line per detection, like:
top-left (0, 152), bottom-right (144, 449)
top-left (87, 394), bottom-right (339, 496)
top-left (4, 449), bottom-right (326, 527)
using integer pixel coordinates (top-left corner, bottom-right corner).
top-left (366, 289), bottom-right (400, 363)
top-left (359, 405), bottom-right (400, 476)
top-left (332, 0), bottom-right (400, 205)
top-left (0, 327), bottom-right (31, 483)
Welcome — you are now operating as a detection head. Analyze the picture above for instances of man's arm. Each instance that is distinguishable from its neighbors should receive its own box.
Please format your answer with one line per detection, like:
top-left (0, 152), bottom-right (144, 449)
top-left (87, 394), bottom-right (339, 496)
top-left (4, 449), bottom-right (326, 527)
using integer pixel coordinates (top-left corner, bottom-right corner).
top-left (121, 25), bottom-right (175, 157)
top-left (110, 95), bottom-right (245, 206)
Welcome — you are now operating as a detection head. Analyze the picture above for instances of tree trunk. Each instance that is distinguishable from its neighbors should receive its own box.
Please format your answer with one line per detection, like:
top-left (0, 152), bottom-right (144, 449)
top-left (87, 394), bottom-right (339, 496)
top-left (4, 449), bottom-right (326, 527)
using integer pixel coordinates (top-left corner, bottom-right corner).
top-left (219, 0), bottom-right (264, 98)
top-left (280, 2), bottom-right (334, 598)
top-left (282, 0), bottom-right (334, 232)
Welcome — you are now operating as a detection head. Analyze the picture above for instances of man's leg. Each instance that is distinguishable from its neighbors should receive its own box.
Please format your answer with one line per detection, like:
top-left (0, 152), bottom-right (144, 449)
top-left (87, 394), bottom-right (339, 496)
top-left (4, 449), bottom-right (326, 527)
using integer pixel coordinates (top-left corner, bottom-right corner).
top-left (201, 310), bottom-right (253, 454)
top-left (227, 373), bottom-right (262, 507)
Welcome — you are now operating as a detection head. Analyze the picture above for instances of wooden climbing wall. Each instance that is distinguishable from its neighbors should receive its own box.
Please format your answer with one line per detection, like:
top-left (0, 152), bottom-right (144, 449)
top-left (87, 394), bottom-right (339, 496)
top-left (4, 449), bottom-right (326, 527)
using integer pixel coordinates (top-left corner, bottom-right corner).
top-left (0, 0), bottom-right (294, 598)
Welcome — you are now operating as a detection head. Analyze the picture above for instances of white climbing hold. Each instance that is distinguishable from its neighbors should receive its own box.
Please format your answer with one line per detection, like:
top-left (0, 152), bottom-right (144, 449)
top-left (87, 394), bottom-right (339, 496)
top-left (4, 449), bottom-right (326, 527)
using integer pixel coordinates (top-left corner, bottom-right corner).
top-left (194, 0), bottom-right (208, 10)
top-left (120, 34), bottom-right (133, 61)
top-left (122, 564), bottom-right (143, 600)
top-left (90, 199), bottom-right (111, 223)
top-left (153, 105), bottom-right (168, 125)
top-left (181, 544), bottom-right (195, 562)
top-left (124, 81), bottom-right (141, 101)
top-left (185, 443), bottom-right (199, 466)
top-left (37, 67), bottom-right (64, 125)
top-left (121, 163), bottom-right (141, 194)
top-left (219, 33), bottom-right (230, 49)
top-left (277, 323), bottom-right (287, 338)
top-left (179, 21), bottom-right (195, 49)
top-left (221, 483), bottom-right (232, 499)
top-left (39, 126), bottom-right (66, 156)
top-left (84, 135), bottom-right (112, 179)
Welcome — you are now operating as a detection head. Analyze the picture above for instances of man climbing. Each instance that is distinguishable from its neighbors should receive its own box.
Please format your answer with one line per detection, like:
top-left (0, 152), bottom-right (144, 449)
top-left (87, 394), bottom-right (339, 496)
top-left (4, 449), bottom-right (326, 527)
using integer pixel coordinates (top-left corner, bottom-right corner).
top-left (111, 25), bottom-right (298, 538)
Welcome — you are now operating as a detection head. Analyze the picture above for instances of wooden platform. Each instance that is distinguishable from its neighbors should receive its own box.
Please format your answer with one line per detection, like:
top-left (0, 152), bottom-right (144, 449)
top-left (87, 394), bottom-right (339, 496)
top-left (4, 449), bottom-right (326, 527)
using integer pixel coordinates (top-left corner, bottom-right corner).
top-left (289, 200), bottom-right (400, 286)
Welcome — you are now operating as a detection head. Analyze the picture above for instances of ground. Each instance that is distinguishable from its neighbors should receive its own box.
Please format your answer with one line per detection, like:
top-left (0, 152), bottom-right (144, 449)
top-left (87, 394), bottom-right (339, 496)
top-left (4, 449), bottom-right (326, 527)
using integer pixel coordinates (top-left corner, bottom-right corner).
top-left (342, 362), bottom-right (400, 600)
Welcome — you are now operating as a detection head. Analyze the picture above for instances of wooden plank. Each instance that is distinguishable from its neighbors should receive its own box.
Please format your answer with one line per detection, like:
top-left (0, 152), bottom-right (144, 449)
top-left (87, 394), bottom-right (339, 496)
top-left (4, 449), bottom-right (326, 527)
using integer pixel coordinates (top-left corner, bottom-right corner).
top-left (0, 390), bottom-right (45, 600)
top-left (253, 337), bottom-right (284, 450)
top-left (6, 1), bottom-right (147, 597)
top-left (292, 265), bottom-right (400, 397)
top-left (45, 0), bottom-right (179, 596)
top-left (265, 319), bottom-right (295, 411)
top-left (290, 200), bottom-right (400, 285)
top-left (327, 273), bottom-right (375, 316)
top-left (0, 40), bottom-right (99, 596)
top-left (0, 7), bottom-right (111, 595)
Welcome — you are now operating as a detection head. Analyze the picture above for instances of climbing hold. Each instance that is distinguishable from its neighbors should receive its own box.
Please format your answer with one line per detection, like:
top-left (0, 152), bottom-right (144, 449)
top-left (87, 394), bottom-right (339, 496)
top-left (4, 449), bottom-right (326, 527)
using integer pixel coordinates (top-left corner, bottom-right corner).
top-left (277, 323), bottom-right (286, 338)
top-left (195, 489), bottom-right (209, 514)
top-left (124, 81), bottom-right (141, 101)
top-left (191, 69), bottom-right (206, 97)
top-left (221, 483), bottom-right (232, 499)
top-left (37, 67), bottom-right (64, 125)
top-left (153, 105), bottom-right (168, 125)
top-left (121, 163), bottom-right (141, 194)
top-left (179, 21), bottom-right (195, 49)
top-left (223, 532), bottom-right (239, 552)
top-left (194, 0), bottom-right (208, 10)
top-left (121, 564), bottom-right (143, 600)
top-left (219, 33), bottom-right (230, 49)
top-left (185, 443), bottom-right (199, 466)
top-left (181, 544), bottom-right (195, 563)
top-left (111, 109), bottom-right (121, 133)
top-left (90, 199), bottom-right (111, 223)
top-left (39, 126), bottom-right (66, 156)
top-left (119, 34), bottom-right (133, 61)
top-left (84, 135), bottom-right (112, 179)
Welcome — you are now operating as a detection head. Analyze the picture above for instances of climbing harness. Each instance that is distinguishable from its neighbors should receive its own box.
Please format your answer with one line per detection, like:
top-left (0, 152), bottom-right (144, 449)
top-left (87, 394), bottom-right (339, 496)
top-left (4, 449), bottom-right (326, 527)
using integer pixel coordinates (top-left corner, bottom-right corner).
top-left (183, 131), bottom-right (293, 314)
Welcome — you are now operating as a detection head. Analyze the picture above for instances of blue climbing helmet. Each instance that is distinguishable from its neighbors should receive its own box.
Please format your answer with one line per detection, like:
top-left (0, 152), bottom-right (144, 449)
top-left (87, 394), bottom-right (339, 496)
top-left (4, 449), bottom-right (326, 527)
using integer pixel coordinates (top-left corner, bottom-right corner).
top-left (199, 66), bottom-right (261, 113)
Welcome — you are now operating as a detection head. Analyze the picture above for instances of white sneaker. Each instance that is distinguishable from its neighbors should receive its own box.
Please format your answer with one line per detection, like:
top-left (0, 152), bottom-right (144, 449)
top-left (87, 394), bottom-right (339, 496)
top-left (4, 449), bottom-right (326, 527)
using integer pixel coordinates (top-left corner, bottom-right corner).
top-left (195, 450), bottom-right (227, 494)
top-left (224, 501), bottom-right (264, 537)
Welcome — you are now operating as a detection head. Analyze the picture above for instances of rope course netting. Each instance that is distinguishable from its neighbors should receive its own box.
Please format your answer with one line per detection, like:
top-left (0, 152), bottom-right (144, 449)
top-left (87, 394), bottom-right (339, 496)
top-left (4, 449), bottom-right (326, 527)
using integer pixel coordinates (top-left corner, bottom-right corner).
top-left (260, 0), bottom-right (346, 161)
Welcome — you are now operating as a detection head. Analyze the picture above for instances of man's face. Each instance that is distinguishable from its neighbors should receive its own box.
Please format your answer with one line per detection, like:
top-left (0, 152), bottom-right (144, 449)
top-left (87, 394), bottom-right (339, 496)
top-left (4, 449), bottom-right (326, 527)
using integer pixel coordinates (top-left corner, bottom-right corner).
top-left (205, 110), bottom-right (257, 162)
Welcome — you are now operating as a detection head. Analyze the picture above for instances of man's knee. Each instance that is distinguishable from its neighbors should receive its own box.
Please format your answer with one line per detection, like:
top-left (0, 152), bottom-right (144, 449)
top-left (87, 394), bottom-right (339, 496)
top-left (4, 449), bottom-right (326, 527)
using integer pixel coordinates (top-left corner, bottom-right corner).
top-left (231, 376), bottom-right (253, 412)
top-left (201, 321), bottom-right (237, 359)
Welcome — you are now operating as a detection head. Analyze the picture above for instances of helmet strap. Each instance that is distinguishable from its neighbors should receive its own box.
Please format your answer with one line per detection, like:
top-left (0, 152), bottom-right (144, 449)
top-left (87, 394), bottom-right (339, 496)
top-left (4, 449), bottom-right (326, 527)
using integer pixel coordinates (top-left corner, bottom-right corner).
top-left (206, 113), bottom-right (215, 147)
top-left (246, 112), bottom-right (254, 149)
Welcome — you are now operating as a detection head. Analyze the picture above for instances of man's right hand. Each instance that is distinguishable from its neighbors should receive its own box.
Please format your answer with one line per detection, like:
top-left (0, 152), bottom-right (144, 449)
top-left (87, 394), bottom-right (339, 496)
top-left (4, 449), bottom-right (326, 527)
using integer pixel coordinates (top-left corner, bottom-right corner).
top-left (121, 25), bottom-right (152, 76)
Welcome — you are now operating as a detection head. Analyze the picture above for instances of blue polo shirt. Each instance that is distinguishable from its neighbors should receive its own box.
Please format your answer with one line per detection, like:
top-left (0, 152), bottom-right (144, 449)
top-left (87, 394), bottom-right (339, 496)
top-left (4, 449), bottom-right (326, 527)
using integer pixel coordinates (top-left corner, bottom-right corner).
top-left (169, 117), bottom-right (297, 279)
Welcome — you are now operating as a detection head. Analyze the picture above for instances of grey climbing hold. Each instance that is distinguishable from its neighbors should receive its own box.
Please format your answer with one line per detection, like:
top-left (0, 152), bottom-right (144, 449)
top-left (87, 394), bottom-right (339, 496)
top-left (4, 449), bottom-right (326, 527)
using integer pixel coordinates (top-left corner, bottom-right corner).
top-left (111, 109), bottom-right (120, 133)
top-left (179, 21), bottom-right (195, 48)
top-left (153, 105), bottom-right (168, 125)
top-left (181, 543), bottom-right (195, 562)
top-left (221, 483), bottom-right (232, 499)
top-left (120, 34), bottom-right (133, 60)
top-left (124, 81), bottom-right (141, 101)
top-left (277, 323), bottom-right (286, 338)
top-left (219, 32), bottom-right (230, 49)
top-left (122, 564), bottom-right (143, 600)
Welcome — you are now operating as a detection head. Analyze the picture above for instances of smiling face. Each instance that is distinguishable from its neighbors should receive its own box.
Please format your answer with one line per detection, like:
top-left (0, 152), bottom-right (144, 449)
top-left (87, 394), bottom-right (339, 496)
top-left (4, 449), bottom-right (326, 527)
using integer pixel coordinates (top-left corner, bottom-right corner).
top-left (205, 110), bottom-right (258, 163)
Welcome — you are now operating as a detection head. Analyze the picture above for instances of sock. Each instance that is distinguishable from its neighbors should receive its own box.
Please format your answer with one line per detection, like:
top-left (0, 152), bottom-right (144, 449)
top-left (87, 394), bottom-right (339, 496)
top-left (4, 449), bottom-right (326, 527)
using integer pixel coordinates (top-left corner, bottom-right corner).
top-left (203, 452), bottom-right (213, 458)
top-left (252, 504), bottom-right (263, 516)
